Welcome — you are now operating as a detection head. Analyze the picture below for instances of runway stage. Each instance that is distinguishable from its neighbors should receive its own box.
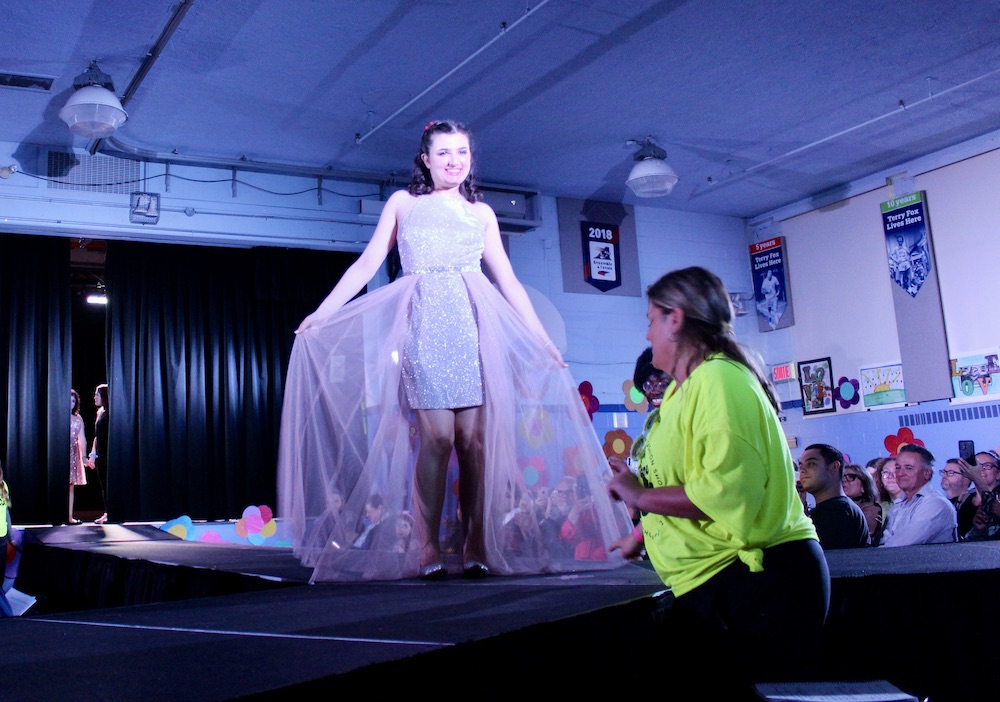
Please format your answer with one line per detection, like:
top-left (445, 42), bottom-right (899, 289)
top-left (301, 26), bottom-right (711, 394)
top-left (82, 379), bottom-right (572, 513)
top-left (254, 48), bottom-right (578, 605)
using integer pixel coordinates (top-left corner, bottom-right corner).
top-left (5, 524), bottom-right (1000, 701)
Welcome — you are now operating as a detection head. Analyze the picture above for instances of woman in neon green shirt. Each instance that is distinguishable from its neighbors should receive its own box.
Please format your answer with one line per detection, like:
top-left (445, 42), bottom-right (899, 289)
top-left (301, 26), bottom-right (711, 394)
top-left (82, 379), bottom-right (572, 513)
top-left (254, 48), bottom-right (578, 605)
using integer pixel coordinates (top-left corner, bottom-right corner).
top-left (608, 266), bottom-right (830, 683)
top-left (0, 461), bottom-right (12, 617)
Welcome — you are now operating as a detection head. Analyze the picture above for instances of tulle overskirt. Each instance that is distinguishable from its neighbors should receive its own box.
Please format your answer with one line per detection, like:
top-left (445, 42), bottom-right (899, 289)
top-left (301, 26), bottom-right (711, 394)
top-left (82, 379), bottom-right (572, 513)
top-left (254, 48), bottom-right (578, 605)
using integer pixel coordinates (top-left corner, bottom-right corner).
top-left (277, 271), bottom-right (632, 581)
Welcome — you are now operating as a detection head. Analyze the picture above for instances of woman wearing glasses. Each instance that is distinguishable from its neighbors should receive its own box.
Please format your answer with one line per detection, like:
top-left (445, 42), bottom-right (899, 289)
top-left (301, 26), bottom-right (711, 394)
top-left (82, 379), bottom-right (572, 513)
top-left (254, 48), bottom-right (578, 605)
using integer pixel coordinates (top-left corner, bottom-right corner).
top-left (959, 450), bottom-right (1000, 541)
top-left (938, 459), bottom-right (976, 539)
top-left (841, 464), bottom-right (884, 545)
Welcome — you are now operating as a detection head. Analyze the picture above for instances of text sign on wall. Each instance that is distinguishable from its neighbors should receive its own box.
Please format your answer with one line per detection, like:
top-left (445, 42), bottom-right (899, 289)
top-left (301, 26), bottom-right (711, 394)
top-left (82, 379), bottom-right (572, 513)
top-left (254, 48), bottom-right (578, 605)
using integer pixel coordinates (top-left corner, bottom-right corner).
top-left (581, 221), bottom-right (621, 292)
top-left (750, 236), bottom-right (794, 332)
top-left (880, 191), bottom-right (932, 298)
top-left (771, 362), bottom-right (797, 384)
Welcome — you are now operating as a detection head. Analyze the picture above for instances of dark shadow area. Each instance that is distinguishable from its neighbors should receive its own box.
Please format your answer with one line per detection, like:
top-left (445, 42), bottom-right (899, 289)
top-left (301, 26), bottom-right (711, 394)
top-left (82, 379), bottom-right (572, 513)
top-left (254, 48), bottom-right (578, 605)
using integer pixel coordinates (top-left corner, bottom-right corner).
top-left (70, 238), bottom-right (109, 520)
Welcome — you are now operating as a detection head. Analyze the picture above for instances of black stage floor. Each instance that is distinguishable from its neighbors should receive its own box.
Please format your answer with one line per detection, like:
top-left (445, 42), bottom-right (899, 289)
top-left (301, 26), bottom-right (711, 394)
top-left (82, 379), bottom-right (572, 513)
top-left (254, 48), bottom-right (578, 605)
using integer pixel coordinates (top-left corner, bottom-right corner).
top-left (4, 524), bottom-right (667, 701)
top-left (5, 524), bottom-right (1000, 701)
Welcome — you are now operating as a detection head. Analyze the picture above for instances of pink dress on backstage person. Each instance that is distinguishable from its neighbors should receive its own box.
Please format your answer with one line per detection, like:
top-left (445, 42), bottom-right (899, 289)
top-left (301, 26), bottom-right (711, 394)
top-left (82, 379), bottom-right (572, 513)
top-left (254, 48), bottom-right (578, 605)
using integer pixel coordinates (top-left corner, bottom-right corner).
top-left (277, 194), bottom-right (632, 581)
top-left (70, 413), bottom-right (87, 486)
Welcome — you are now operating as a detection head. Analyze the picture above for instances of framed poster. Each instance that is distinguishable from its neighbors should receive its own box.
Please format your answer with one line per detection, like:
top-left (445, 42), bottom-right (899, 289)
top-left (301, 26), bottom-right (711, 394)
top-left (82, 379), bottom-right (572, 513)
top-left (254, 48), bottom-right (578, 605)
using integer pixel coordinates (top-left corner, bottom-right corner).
top-left (797, 357), bottom-right (836, 416)
top-left (950, 350), bottom-right (1000, 403)
top-left (860, 362), bottom-right (906, 408)
top-left (750, 236), bottom-right (794, 332)
top-left (881, 192), bottom-right (931, 298)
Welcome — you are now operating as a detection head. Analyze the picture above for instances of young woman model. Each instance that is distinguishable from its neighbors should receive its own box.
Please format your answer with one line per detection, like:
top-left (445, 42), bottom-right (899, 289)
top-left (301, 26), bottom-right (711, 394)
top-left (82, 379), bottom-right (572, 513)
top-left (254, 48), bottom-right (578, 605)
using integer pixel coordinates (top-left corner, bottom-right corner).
top-left (87, 384), bottom-right (109, 524)
top-left (279, 120), bottom-right (630, 581)
top-left (69, 389), bottom-right (88, 524)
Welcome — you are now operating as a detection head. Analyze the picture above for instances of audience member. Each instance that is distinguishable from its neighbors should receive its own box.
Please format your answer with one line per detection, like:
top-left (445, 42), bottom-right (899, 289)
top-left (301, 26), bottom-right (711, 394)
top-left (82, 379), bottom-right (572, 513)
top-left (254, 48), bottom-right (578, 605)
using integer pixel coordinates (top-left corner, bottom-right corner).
top-left (880, 445), bottom-right (957, 546)
top-left (307, 488), bottom-right (353, 550)
top-left (503, 491), bottom-right (542, 558)
top-left (69, 389), bottom-right (87, 524)
top-left (558, 477), bottom-right (606, 561)
top-left (531, 485), bottom-right (550, 521)
top-left (794, 461), bottom-right (811, 514)
top-left (608, 347), bottom-right (671, 558)
top-left (881, 458), bottom-right (905, 502)
top-left (539, 477), bottom-right (575, 560)
top-left (628, 347), bottom-right (670, 469)
top-left (938, 458), bottom-right (977, 539)
top-left (798, 445), bottom-right (870, 549)
top-left (537, 475), bottom-right (606, 561)
top-left (842, 463), bottom-right (885, 546)
top-left (392, 511), bottom-right (414, 553)
top-left (959, 450), bottom-right (1000, 541)
top-left (87, 383), bottom-right (109, 524)
top-left (872, 457), bottom-right (901, 528)
top-left (867, 457), bottom-right (892, 504)
top-left (964, 450), bottom-right (1000, 506)
top-left (353, 494), bottom-right (391, 550)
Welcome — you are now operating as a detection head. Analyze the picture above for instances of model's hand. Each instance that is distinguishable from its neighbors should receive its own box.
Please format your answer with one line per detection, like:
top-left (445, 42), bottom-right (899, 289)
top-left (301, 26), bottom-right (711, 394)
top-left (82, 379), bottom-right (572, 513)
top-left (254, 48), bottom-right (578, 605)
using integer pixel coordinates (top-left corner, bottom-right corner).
top-left (544, 341), bottom-right (567, 368)
top-left (295, 311), bottom-right (323, 335)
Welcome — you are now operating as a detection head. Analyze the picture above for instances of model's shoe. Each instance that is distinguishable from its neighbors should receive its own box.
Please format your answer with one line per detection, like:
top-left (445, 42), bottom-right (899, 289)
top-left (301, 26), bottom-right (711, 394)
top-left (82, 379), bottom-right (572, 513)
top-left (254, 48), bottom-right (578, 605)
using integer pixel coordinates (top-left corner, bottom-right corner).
top-left (420, 563), bottom-right (447, 580)
top-left (68, 518), bottom-right (81, 525)
top-left (94, 513), bottom-right (108, 525)
top-left (462, 561), bottom-right (490, 579)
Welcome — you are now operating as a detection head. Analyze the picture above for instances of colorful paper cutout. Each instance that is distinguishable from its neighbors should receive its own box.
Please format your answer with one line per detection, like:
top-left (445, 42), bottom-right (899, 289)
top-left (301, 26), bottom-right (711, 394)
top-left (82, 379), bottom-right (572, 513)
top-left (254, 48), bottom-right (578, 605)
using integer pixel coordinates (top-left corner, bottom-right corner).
top-left (833, 376), bottom-right (861, 409)
top-left (602, 429), bottom-right (633, 461)
top-left (884, 428), bottom-right (924, 455)
top-left (860, 363), bottom-right (905, 408)
top-left (578, 381), bottom-right (599, 420)
top-left (622, 380), bottom-right (648, 413)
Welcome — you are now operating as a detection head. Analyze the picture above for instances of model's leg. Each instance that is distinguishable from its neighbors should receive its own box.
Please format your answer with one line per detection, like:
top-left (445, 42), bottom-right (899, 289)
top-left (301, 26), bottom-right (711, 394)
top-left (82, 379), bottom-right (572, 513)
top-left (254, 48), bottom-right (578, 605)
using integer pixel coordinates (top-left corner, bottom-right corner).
top-left (68, 485), bottom-right (78, 524)
top-left (413, 408), bottom-right (456, 569)
top-left (454, 405), bottom-right (486, 566)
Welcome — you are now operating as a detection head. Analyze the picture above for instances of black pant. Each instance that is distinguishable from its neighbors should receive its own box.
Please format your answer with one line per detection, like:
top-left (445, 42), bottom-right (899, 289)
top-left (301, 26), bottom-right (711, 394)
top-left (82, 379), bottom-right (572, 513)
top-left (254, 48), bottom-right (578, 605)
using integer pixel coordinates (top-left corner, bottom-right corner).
top-left (658, 538), bottom-right (831, 685)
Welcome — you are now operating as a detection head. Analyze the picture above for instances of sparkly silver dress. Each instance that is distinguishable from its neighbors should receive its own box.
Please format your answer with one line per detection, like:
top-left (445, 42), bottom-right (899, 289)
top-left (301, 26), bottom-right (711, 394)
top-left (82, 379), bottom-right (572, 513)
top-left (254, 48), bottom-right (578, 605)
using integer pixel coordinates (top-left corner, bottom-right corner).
top-left (398, 195), bottom-right (483, 409)
top-left (70, 413), bottom-right (87, 486)
top-left (278, 193), bottom-right (632, 582)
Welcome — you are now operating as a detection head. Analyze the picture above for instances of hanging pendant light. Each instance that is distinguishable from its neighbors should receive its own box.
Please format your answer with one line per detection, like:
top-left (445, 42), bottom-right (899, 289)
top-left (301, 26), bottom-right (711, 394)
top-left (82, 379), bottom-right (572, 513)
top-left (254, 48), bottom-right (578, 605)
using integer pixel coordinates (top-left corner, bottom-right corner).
top-left (59, 61), bottom-right (128, 139)
top-left (625, 137), bottom-right (678, 197)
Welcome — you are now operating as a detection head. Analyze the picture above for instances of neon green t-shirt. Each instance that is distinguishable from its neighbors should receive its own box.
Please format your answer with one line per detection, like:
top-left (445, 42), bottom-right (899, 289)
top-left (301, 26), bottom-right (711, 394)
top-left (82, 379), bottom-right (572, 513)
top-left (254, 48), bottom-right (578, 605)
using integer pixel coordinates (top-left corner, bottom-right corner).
top-left (638, 354), bottom-right (816, 596)
top-left (0, 481), bottom-right (8, 538)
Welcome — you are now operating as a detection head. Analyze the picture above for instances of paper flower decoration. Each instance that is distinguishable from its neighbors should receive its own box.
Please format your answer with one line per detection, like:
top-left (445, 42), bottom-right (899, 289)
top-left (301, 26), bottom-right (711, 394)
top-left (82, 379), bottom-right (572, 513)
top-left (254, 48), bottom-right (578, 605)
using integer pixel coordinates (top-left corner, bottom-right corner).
top-left (884, 427), bottom-right (924, 455)
top-left (833, 376), bottom-right (861, 409)
top-left (235, 505), bottom-right (278, 545)
top-left (578, 381), bottom-right (599, 420)
top-left (518, 455), bottom-right (547, 488)
top-left (623, 380), bottom-right (648, 413)
top-left (517, 407), bottom-right (554, 448)
top-left (161, 514), bottom-right (193, 540)
top-left (603, 429), bottom-right (633, 461)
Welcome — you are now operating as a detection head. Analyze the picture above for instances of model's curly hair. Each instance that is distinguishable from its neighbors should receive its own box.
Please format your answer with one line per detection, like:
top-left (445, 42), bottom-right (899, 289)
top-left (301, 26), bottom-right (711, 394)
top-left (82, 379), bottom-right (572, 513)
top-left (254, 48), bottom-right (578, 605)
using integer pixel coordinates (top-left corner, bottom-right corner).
top-left (407, 119), bottom-right (482, 204)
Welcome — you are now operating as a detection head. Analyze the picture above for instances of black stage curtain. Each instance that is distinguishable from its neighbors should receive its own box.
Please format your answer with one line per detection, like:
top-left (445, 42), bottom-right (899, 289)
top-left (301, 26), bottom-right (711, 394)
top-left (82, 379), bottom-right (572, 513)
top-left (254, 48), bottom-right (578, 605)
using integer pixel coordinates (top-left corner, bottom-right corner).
top-left (0, 234), bottom-right (71, 524)
top-left (105, 241), bottom-right (355, 522)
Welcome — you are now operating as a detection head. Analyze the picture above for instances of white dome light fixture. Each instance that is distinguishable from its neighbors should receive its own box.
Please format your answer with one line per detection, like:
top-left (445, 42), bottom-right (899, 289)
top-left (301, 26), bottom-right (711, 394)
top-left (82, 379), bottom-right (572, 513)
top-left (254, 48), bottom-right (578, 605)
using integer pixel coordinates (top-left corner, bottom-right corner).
top-left (59, 62), bottom-right (128, 139)
top-left (625, 137), bottom-right (678, 198)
